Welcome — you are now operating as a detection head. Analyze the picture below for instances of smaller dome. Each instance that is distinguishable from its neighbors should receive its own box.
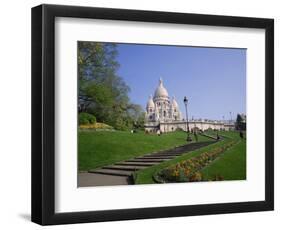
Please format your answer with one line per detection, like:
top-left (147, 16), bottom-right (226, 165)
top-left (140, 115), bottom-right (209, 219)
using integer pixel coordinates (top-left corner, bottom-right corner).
top-left (146, 95), bottom-right (155, 109)
top-left (172, 96), bottom-right (179, 108)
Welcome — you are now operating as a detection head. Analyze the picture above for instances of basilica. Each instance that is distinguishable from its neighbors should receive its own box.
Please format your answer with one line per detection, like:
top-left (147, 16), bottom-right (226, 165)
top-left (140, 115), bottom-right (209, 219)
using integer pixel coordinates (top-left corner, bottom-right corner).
top-left (144, 79), bottom-right (235, 133)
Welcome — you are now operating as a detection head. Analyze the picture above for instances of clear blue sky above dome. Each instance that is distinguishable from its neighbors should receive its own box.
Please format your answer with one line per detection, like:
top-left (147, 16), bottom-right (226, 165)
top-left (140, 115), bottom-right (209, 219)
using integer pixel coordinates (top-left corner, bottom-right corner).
top-left (116, 43), bottom-right (246, 120)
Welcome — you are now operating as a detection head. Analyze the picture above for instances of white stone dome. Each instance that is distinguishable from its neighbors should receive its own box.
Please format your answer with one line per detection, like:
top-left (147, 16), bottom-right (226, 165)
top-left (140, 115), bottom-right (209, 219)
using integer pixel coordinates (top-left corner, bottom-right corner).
top-left (146, 95), bottom-right (155, 108)
top-left (172, 96), bottom-right (179, 108)
top-left (154, 78), bottom-right (169, 98)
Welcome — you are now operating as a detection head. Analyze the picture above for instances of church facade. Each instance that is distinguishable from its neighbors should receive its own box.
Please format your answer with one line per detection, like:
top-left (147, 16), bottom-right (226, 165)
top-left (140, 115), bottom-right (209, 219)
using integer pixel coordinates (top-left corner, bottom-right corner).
top-left (144, 79), bottom-right (235, 133)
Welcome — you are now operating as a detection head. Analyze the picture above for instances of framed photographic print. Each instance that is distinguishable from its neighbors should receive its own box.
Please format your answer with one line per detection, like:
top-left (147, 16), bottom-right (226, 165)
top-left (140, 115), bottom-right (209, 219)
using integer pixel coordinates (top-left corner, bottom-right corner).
top-left (31, 4), bottom-right (274, 225)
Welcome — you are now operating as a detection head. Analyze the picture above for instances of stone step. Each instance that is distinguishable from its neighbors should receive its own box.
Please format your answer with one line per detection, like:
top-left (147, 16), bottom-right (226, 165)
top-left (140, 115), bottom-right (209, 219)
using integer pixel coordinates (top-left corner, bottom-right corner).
top-left (135, 156), bottom-right (174, 160)
top-left (125, 158), bottom-right (167, 163)
top-left (153, 153), bottom-right (182, 157)
top-left (155, 147), bottom-right (185, 153)
top-left (115, 162), bottom-right (158, 166)
top-left (200, 133), bottom-right (218, 140)
top-left (88, 168), bottom-right (132, 176)
top-left (103, 165), bottom-right (147, 171)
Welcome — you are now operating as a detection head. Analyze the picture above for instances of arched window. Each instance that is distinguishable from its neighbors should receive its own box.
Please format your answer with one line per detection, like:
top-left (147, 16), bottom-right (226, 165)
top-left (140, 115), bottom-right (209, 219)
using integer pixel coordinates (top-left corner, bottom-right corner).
top-left (164, 111), bottom-right (166, 117)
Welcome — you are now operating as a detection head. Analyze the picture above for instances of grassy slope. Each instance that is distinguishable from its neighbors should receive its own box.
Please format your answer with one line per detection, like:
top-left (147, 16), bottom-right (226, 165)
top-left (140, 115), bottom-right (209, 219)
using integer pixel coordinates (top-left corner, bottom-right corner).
top-left (79, 130), bottom-right (210, 171)
top-left (200, 132), bottom-right (246, 180)
top-left (135, 131), bottom-right (246, 184)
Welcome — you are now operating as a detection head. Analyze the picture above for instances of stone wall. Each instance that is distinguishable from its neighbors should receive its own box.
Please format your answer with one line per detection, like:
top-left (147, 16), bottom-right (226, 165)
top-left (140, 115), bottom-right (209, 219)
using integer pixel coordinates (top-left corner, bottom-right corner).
top-left (145, 120), bottom-right (235, 133)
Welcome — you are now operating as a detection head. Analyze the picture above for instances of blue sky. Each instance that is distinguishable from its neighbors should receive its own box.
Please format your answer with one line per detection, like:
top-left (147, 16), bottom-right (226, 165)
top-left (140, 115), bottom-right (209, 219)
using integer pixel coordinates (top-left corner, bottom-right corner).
top-left (116, 43), bottom-right (246, 120)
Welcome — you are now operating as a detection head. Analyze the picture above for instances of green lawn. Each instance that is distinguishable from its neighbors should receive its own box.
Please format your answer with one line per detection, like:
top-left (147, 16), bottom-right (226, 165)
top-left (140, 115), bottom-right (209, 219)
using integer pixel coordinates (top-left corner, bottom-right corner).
top-left (78, 130), bottom-right (210, 171)
top-left (134, 131), bottom-right (246, 184)
top-left (200, 131), bottom-right (246, 180)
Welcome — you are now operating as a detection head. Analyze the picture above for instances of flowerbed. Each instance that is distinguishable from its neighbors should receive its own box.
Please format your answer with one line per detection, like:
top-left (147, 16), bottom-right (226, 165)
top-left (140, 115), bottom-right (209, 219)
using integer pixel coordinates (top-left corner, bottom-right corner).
top-left (79, 122), bottom-right (114, 130)
top-left (155, 141), bottom-right (236, 183)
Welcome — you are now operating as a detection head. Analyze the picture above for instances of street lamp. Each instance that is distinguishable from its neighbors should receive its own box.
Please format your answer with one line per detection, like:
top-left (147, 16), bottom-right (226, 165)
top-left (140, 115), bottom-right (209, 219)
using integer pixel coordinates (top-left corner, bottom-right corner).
top-left (183, 96), bottom-right (192, 142)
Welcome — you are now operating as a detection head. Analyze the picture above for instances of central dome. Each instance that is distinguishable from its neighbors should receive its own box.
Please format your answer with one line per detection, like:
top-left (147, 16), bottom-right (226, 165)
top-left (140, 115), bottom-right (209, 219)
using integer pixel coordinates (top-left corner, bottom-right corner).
top-left (154, 78), bottom-right (169, 98)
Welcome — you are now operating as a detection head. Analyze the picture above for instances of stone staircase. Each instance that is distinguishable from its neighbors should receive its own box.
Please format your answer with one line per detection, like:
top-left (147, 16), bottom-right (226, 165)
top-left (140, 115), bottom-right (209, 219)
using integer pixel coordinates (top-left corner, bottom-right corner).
top-left (88, 141), bottom-right (214, 178)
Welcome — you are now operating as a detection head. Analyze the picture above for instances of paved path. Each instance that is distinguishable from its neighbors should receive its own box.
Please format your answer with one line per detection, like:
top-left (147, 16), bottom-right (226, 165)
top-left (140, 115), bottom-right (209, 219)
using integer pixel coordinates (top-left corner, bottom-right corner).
top-left (78, 173), bottom-right (130, 187)
top-left (78, 140), bottom-right (214, 187)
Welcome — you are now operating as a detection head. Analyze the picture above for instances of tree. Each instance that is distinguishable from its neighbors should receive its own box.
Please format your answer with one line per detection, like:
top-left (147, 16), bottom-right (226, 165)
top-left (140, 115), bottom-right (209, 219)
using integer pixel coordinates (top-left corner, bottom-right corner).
top-left (236, 114), bottom-right (246, 131)
top-left (127, 104), bottom-right (145, 129)
top-left (78, 42), bottom-right (123, 113)
top-left (78, 41), bottom-right (144, 130)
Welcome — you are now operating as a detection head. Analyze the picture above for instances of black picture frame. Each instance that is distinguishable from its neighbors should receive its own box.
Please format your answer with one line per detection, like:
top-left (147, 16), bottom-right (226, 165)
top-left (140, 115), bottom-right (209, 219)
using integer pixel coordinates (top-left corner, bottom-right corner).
top-left (31, 4), bottom-right (274, 225)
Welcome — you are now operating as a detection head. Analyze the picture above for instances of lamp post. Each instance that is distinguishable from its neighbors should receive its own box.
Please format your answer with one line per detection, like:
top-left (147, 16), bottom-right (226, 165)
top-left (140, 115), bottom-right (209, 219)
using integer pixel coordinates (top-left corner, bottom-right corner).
top-left (183, 96), bottom-right (192, 142)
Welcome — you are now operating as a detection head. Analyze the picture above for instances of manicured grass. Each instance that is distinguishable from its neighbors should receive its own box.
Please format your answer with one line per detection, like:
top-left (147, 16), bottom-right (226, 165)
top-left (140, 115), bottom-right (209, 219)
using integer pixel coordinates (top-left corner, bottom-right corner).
top-left (78, 130), bottom-right (210, 171)
top-left (134, 131), bottom-right (246, 184)
top-left (201, 132), bottom-right (246, 180)
top-left (200, 140), bottom-right (246, 180)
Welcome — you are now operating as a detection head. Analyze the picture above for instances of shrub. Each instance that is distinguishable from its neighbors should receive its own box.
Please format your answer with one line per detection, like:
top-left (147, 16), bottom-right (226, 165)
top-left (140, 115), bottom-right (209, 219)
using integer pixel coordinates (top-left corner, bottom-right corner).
top-left (79, 113), bottom-right (89, 125)
top-left (79, 112), bottom-right (96, 125)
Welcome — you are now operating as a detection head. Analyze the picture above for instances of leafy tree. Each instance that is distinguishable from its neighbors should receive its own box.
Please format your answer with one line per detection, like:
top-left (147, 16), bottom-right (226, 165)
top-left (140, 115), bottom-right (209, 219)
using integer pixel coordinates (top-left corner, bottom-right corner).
top-left (78, 41), bottom-right (144, 130)
top-left (236, 114), bottom-right (246, 130)
top-left (127, 104), bottom-right (145, 129)
top-left (78, 42), bottom-right (123, 112)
